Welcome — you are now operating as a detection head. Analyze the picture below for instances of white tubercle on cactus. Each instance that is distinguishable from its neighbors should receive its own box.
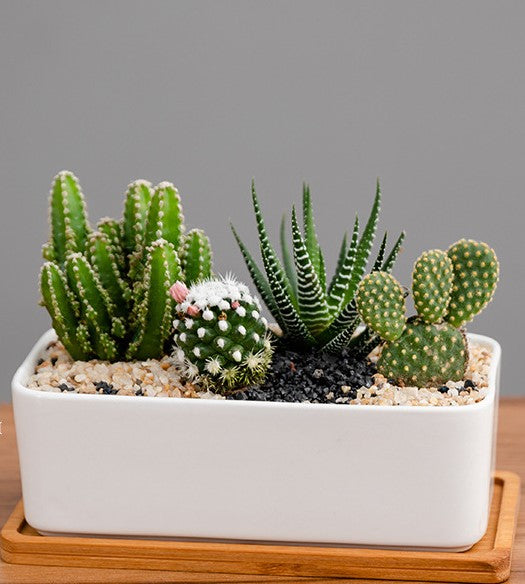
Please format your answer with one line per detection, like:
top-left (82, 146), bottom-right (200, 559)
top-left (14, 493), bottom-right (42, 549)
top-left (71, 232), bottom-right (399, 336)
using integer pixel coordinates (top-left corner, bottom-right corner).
top-left (171, 275), bottom-right (274, 393)
top-left (175, 275), bottom-right (255, 312)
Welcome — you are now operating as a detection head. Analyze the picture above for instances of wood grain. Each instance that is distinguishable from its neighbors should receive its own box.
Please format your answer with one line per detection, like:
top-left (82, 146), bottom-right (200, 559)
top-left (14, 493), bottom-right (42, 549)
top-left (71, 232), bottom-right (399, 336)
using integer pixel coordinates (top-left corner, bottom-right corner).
top-left (1, 400), bottom-right (524, 584)
top-left (0, 473), bottom-right (520, 582)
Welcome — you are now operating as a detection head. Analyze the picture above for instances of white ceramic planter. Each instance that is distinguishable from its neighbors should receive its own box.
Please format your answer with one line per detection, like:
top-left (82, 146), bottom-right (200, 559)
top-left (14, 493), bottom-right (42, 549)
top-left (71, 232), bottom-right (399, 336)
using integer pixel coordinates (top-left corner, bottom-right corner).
top-left (12, 329), bottom-right (500, 550)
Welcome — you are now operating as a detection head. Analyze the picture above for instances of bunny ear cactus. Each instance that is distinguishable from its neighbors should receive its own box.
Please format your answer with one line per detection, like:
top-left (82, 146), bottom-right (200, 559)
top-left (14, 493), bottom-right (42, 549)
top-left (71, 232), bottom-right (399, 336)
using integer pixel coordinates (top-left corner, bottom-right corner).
top-left (355, 271), bottom-right (406, 341)
top-left (39, 171), bottom-right (213, 362)
top-left (171, 277), bottom-right (273, 392)
top-left (231, 179), bottom-right (406, 355)
top-left (356, 240), bottom-right (499, 387)
top-left (446, 239), bottom-right (499, 327)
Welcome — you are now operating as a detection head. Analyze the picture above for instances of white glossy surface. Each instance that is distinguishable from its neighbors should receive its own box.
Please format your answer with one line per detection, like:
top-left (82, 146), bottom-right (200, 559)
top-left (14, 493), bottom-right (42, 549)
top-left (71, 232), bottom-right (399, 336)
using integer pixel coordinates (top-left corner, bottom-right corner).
top-left (12, 329), bottom-right (500, 549)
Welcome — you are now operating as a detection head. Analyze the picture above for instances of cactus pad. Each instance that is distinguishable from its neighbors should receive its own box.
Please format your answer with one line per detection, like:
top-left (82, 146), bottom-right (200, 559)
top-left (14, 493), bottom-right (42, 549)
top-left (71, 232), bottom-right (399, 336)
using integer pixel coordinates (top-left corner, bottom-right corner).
top-left (172, 276), bottom-right (273, 391)
top-left (378, 318), bottom-right (468, 386)
top-left (412, 249), bottom-right (453, 323)
top-left (356, 271), bottom-right (406, 341)
top-left (446, 239), bottom-right (499, 327)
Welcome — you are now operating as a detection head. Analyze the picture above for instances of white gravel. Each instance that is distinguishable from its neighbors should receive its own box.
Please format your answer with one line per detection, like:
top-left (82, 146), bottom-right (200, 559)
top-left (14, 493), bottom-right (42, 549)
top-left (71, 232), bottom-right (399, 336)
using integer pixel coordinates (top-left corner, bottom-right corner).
top-left (27, 340), bottom-right (491, 406)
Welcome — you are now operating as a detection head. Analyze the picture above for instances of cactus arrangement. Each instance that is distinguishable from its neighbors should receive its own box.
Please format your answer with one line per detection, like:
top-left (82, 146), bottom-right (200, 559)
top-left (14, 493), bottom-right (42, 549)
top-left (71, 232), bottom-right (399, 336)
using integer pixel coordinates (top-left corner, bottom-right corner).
top-left (231, 180), bottom-right (405, 354)
top-left (35, 171), bottom-right (500, 398)
top-left (40, 171), bottom-right (213, 362)
top-left (171, 277), bottom-right (273, 391)
top-left (356, 240), bottom-right (499, 386)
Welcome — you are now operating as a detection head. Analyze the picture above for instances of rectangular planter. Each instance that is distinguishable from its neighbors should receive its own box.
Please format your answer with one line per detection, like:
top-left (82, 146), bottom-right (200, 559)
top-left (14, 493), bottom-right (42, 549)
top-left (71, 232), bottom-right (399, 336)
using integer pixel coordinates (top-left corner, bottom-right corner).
top-left (12, 329), bottom-right (501, 550)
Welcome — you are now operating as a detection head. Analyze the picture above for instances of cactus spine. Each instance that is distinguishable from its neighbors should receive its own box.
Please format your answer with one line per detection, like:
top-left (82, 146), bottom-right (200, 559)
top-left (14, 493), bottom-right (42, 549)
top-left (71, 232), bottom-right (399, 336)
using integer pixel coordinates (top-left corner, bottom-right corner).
top-left (171, 277), bottom-right (273, 392)
top-left (39, 171), bottom-right (213, 362)
top-left (356, 240), bottom-right (498, 386)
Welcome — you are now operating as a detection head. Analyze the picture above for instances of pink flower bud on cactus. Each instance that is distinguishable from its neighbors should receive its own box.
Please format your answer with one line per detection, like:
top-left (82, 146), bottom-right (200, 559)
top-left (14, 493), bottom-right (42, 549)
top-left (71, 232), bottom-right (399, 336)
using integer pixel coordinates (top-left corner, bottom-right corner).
top-left (169, 281), bottom-right (189, 303)
top-left (231, 301), bottom-right (240, 309)
top-left (186, 305), bottom-right (200, 317)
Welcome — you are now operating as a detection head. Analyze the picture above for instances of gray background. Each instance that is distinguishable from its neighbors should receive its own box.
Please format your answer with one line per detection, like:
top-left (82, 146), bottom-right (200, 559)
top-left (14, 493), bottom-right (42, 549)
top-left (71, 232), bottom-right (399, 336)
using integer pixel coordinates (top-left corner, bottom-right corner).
top-left (1, 0), bottom-right (523, 400)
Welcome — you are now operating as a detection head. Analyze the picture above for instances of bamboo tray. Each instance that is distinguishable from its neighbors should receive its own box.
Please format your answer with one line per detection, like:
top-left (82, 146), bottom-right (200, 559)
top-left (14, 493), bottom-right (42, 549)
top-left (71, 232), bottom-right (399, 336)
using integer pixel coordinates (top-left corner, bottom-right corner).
top-left (1, 471), bottom-right (520, 583)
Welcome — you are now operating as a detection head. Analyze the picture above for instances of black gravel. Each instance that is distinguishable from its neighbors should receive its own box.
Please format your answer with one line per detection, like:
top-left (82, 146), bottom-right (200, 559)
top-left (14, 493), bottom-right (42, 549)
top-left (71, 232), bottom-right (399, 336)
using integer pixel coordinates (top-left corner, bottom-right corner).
top-left (94, 381), bottom-right (118, 395)
top-left (58, 383), bottom-right (75, 392)
top-left (227, 347), bottom-right (376, 404)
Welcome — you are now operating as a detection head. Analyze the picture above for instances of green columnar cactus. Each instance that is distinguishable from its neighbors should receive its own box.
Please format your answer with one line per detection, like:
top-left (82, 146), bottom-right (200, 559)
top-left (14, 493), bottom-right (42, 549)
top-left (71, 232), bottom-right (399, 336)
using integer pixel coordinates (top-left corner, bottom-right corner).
top-left (232, 179), bottom-right (406, 354)
top-left (171, 277), bottom-right (273, 391)
top-left (39, 171), bottom-right (213, 362)
top-left (356, 240), bottom-right (499, 386)
top-left (180, 229), bottom-right (213, 285)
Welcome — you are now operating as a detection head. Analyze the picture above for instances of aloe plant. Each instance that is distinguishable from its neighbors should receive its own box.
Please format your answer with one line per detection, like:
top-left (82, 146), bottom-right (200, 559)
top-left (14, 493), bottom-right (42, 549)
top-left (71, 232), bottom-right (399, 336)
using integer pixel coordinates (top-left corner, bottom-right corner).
top-left (231, 180), bottom-right (405, 353)
top-left (40, 171), bottom-right (213, 362)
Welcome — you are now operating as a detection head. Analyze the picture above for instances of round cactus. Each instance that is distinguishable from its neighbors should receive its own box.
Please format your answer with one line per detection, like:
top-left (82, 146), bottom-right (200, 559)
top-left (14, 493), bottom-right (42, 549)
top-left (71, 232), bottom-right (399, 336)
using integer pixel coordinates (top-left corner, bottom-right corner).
top-left (356, 271), bottom-right (406, 341)
top-left (171, 276), bottom-right (273, 392)
top-left (412, 249), bottom-right (454, 323)
top-left (446, 239), bottom-right (499, 328)
top-left (378, 318), bottom-right (468, 386)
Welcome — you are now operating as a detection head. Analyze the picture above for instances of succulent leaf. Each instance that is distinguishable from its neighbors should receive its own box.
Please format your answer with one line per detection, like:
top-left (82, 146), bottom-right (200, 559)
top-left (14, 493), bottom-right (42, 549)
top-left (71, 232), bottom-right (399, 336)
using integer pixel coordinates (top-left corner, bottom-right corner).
top-left (327, 216), bottom-right (359, 311)
top-left (279, 214), bottom-right (297, 298)
top-left (412, 249), bottom-right (453, 323)
top-left (231, 223), bottom-right (285, 331)
top-left (302, 183), bottom-right (322, 282)
top-left (341, 179), bottom-right (382, 306)
top-left (321, 313), bottom-right (360, 353)
top-left (291, 207), bottom-right (330, 335)
top-left (372, 232), bottom-right (388, 271)
top-left (445, 239), bottom-right (499, 327)
top-left (382, 231), bottom-right (406, 273)
top-left (250, 181), bottom-right (313, 343)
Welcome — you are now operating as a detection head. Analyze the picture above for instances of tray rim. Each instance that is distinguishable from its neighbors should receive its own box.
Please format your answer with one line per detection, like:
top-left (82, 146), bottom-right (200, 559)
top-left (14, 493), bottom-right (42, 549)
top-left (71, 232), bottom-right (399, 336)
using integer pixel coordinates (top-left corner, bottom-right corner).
top-left (1, 470), bottom-right (520, 583)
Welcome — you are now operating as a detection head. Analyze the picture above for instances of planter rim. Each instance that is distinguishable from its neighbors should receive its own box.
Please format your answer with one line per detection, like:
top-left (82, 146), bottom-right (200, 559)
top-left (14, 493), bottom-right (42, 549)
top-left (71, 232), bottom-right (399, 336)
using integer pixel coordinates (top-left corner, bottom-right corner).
top-left (12, 328), bottom-right (500, 413)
